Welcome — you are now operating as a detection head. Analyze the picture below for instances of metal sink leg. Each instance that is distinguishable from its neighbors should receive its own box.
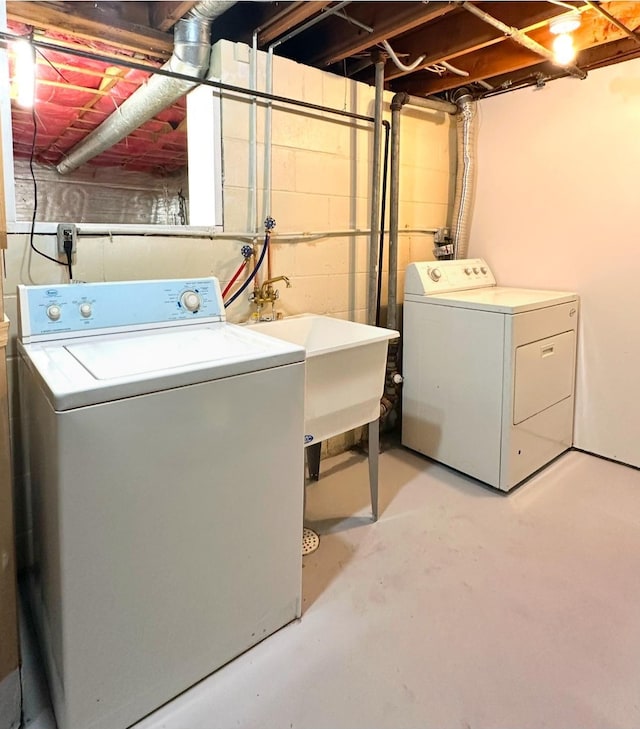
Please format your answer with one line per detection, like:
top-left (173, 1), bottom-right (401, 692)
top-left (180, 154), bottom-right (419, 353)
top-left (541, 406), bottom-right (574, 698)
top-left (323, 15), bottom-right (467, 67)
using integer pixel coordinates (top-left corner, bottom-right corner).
top-left (368, 418), bottom-right (379, 522)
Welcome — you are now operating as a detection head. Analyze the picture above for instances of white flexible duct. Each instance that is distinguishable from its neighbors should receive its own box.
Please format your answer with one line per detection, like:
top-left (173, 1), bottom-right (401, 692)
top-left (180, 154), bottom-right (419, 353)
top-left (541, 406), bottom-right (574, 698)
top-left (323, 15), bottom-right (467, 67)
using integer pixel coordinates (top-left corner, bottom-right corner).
top-left (451, 92), bottom-right (477, 260)
top-left (56, 0), bottom-right (236, 175)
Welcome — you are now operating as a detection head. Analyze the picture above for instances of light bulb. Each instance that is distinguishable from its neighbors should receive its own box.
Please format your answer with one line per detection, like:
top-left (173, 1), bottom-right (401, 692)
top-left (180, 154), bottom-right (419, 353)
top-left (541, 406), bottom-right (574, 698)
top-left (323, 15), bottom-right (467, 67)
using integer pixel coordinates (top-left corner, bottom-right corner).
top-left (12, 39), bottom-right (36, 108)
top-left (553, 33), bottom-right (576, 65)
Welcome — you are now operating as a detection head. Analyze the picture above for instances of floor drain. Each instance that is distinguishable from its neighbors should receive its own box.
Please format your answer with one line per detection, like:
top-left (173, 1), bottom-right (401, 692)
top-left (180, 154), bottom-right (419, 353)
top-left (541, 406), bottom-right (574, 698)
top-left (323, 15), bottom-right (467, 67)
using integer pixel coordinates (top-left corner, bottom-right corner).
top-left (302, 527), bottom-right (320, 555)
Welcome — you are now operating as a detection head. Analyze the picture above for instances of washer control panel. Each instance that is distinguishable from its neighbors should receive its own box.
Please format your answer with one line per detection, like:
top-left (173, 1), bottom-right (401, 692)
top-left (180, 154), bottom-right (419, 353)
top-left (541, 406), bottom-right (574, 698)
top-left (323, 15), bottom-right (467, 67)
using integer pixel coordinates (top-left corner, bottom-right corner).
top-left (405, 258), bottom-right (496, 296)
top-left (19, 278), bottom-right (225, 342)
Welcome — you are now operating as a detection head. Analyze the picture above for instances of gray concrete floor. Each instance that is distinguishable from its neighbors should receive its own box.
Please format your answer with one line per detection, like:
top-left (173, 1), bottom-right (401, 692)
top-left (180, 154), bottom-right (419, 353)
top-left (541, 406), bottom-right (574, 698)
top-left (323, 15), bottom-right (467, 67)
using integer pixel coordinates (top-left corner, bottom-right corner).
top-left (21, 447), bottom-right (640, 729)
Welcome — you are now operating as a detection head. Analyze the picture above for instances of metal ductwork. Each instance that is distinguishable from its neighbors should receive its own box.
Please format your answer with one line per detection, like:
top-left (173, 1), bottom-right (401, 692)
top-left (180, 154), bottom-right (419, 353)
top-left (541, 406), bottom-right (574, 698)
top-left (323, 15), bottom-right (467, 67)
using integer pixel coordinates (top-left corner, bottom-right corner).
top-left (451, 90), bottom-right (477, 260)
top-left (56, 0), bottom-right (236, 175)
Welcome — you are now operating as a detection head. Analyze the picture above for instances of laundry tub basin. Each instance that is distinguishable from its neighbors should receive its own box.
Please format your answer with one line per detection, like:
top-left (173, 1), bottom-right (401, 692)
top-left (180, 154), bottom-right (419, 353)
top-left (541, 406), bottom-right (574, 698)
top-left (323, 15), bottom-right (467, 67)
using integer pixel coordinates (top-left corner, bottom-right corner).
top-left (246, 314), bottom-right (399, 445)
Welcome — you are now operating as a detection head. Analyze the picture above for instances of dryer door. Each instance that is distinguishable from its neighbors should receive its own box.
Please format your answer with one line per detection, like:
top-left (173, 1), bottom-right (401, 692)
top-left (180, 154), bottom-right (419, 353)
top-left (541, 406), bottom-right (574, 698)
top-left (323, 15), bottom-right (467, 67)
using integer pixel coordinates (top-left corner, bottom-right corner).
top-left (513, 330), bottom-right (576, 424)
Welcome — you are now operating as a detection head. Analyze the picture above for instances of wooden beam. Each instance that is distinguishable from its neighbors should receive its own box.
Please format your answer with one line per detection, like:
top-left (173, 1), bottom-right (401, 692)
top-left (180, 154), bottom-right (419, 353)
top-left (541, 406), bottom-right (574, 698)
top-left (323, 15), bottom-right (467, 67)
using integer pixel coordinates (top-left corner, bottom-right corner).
top-left (6, 1), bottom-right (173, 59)
top-left (258, 1), bottom-right (333, 47)
top-left (396, 41), bottom-right (543, 96)
top-left (393, 1), bottom-right (640, 96)
top-left (38, 67), bottom-right (127, 159)
top-left (150, 1), bottom-right (199, 32)
top-left (487, 33), bottom-right (640, 90)
top-left (579, 31), bottom-right (640, 68)
top-left (382, 2), bottom-right (585, 82)
top-left (308, 2), bottom-right (455, 68)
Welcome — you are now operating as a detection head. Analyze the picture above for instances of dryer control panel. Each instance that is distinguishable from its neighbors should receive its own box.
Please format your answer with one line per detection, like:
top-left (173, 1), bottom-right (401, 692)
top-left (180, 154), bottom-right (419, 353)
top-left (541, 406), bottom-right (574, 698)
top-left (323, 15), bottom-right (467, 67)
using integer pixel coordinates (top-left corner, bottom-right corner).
top-left (18, 278), bottom-right (225, 342)
top-left (404, 258), bottom-right (496, 296)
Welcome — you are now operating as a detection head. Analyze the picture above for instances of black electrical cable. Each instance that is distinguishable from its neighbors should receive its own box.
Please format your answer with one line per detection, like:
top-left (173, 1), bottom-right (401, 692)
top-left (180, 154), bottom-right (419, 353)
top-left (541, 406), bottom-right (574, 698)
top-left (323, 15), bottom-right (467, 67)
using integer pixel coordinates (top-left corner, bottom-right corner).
top-left (24, 75), bottom-right (68, 275)
top-left (63, 238), bottom-right (73, 280)
top-left (34, 47), bottom-right (72, 84)
top-left (27, 105), bottom-right (65, 269)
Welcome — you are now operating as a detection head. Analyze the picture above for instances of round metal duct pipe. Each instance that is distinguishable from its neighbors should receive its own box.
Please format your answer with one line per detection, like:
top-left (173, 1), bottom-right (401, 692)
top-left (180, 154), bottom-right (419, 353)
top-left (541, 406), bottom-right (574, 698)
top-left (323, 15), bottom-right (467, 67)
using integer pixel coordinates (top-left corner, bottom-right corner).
top-left (56, 0), bottom-right (236, 175)
top-left (451, 90), bottom-right (477, 260)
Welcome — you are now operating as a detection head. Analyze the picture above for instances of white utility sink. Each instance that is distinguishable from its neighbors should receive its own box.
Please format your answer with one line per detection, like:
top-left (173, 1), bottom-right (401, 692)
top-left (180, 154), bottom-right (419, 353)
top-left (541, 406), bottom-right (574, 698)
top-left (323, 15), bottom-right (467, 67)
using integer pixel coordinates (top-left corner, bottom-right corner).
top-left (246, 314), bottom-right (399, 445)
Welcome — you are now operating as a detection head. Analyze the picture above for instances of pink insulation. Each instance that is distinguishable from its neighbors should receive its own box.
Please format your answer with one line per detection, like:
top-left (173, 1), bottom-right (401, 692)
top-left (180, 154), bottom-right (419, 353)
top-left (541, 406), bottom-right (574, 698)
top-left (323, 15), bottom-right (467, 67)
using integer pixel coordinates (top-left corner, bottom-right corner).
top-left (9, 26), bottom-right (188, 176)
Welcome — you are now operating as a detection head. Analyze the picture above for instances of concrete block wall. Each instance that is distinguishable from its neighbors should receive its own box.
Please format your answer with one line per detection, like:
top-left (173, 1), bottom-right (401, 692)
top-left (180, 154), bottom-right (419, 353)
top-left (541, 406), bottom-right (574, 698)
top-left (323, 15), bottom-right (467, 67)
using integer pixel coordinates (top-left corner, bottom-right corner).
top-left (212, 40), bottom-right (453, 324)
top-left (3, 39), bottom-right (454, 564)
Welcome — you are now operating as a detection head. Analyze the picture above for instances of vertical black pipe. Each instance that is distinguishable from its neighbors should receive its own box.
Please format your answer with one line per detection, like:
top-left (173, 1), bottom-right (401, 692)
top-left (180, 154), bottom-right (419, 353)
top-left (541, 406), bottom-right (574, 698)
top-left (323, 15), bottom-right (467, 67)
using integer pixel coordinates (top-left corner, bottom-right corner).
top-left (368, 53), bottom-right (385, 325)
top-left (376, 121), bottom-right (390, 328)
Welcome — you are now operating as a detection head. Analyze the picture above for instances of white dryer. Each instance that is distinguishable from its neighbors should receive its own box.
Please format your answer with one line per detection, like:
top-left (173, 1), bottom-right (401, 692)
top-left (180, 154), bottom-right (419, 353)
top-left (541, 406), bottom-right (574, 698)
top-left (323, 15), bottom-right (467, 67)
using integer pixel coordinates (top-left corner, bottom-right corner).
top-left (18, 278), bottom-right (305, 729)
top-left (402, 258), bottom-right (578, 492)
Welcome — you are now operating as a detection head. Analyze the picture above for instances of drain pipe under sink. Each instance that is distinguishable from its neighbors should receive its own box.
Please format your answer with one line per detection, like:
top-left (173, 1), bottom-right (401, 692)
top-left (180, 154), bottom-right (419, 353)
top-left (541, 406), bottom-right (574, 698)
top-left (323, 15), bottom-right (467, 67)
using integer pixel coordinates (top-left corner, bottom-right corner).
top-left (384, 91), bottom-right (456, 427)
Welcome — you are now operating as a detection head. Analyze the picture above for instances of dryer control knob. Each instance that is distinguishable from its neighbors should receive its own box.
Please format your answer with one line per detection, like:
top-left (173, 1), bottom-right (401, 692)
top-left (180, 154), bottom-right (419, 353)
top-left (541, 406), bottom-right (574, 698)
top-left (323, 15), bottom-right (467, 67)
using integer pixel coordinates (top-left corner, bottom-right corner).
top-left (429, 268), bottom-right (442, 281)
top-left (480, 266), bottom-right (487, 274)
top-left (47, 305), bottom-right (61, 321)
top-left (79, 303), bottom-right (92, 318)
top-left (473, 267), bottom-right (479, 274)
top-left (464, 267), bottom-right (471, 275)
top-left (181, 291), bottom-right (201, 312)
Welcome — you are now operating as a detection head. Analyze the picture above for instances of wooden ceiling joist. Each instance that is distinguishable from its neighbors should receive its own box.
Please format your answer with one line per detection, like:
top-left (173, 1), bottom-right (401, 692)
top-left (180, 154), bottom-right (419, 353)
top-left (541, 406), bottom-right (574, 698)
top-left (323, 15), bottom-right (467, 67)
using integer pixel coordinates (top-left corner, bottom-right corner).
top-left (6, 1), bottom-right (173, 59)
top-left (396, 40), bottom-right (545, 96)
top-left (480, 32), bottom-right (640, 93)
top-left (149, 1), bottom-right (199, 32)
top-left (257, 1), bottom-right (333, 47)
top-left (393, 1), bottom-right (640, 97)
top-left (308, 1), bottom-right (455, 68)
top-left (380, 2), bottom-right (582, 82)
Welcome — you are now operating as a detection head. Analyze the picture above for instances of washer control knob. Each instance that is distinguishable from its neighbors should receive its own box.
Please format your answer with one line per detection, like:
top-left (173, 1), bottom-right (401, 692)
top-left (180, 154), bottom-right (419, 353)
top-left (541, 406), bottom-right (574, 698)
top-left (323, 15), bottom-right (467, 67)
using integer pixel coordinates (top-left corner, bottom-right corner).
top-left (429, 268), bottom-right (442, 282)
top-left (181, 291), bottom-right (201, 312)
top-left (47, 305), bottom-right (61, 321)
top-left (79, 303), bottom-right (92, 318)
top-left (464, 267), bottom-right (471, 275)
top-left (473, 267), bottom-right (479, 274)
top-left (480, 266), bottom-right (488, 274)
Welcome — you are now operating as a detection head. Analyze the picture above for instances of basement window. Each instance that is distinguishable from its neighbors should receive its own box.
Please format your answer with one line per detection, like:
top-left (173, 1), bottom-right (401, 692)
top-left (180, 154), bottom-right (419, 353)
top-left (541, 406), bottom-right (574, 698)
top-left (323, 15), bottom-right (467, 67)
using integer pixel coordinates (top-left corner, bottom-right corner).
top-left (0, 37), bottom-right (223, 234)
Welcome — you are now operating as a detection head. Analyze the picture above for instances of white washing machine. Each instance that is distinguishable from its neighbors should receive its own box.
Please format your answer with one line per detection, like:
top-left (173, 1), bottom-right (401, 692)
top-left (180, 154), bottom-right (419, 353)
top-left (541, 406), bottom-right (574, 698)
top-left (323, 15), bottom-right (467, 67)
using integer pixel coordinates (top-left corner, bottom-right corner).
top-left (402, 258), bottom-right (579, 491)
top-left (17, 277), bottom-right (306, 729)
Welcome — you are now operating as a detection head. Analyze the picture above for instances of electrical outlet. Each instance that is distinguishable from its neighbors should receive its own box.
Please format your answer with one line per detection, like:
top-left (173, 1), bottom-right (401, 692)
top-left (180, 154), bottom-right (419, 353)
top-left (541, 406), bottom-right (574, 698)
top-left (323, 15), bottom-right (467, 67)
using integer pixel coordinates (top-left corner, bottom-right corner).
top-left (57, 223), bottom-right (77, 256)
top-left (434, 227), bottom-right (451, 245)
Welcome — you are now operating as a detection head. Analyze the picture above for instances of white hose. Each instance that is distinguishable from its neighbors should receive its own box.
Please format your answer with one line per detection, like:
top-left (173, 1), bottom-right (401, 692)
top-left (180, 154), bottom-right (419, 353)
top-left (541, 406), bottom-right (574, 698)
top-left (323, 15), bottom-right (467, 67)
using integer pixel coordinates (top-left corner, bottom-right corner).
top-left (441, 61), bottom-right (469, 77)
top-left (382, 40), bottom-right (425, 72)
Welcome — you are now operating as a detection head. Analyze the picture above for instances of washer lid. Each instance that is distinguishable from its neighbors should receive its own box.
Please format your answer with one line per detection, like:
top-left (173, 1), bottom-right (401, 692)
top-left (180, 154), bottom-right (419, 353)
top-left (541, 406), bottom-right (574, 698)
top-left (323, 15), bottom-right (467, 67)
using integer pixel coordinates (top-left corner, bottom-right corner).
top-left (406, 286), bottom-right (578, 314)
top-left (66, 327), bottom-right (269, 380)
top-left (19, 322), bottom-right (305, 411)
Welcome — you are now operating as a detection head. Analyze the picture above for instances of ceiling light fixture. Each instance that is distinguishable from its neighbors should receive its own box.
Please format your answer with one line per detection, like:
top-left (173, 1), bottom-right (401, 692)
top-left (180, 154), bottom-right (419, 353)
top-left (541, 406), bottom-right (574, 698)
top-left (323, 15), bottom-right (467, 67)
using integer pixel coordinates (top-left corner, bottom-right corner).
top-left (11, 38), bottom-right (36, 108)
top-left (549, 11), bottom-right (581, 66)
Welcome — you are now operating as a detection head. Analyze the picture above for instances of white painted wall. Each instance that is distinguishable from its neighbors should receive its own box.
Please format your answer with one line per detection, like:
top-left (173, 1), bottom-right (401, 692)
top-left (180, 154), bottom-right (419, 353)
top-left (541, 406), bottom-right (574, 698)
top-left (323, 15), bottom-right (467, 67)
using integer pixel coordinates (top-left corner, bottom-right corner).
top-left (469, 57), bottom-right (640, 468)
top-left (4, 40), bottom-right (454, 564)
